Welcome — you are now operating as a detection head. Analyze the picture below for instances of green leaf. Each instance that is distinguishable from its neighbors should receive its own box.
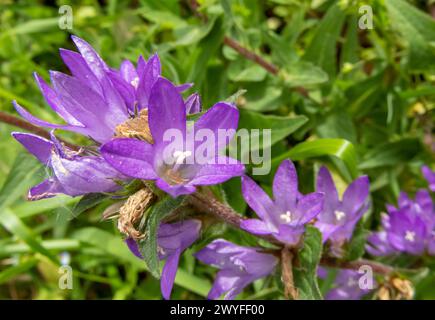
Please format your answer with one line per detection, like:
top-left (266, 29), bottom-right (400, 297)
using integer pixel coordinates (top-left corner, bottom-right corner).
top-left (71, 193), bottom-right (108, 218)
top-left (139, 196), bottom-right (186, 279)
top-left (359, 138), bottom-right (421, 170)
top-left (344, 221), bottom-right (369, 261)
top-left (228, 64), bottom-right (268, 82)
top-left (271, 139), bottom-right (358, 180)
top-left (386, 0), bottom-right (435, 71)
top-left (6, 18), bottom-right (59, 35)
top-left (0, 208), bottom-right (58, 263)
top-left (294, 226), bottom-right (323, 300)
top-left (302, 4), bottom-right (346, 78)
top-left (0, 152), bottom-right (42, 211)
top-left (237, 110), bottom-right (308, 156)
top-left (0, 258), bottom-right (38, 285)
top-left (280, 61), bottom-right (328, 87)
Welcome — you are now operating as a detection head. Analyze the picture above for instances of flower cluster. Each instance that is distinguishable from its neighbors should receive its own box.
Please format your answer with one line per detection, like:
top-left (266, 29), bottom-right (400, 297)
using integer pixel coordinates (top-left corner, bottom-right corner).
top-left (10, 36), bottom-right (435, 300)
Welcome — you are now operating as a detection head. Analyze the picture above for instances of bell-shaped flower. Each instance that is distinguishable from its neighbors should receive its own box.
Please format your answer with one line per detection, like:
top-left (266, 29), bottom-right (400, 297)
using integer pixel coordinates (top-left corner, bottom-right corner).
top-left (101, 77), bottom-right (244, 197)
top-left (422, 165), bottom-right (435, 192)
top-left (315, 166), bottom-right (370, 248)
top-left (195, 239), bottom-right (278, 300)
top-left (126, 219), bottom-right (201, 300)
top-left (12, 132), bottom-right (124, 200)
top-left (240, 160), bottom-right (324, 246)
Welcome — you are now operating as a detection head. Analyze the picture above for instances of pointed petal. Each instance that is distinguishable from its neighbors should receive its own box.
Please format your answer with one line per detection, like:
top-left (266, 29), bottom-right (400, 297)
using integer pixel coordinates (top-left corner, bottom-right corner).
top-left (155, 178), bottom-right (196, 197)
top-left (34, 73), bottom-right (83, 127)
top-left (100, 138), bottom-right (157, 180)
top-left (241, 175), bottom-right (275, 221)
top-left (12, 132), bottom-right (53, 164)
top-left (120, 59), bottom-right (138, 84)
top-left (176, 82), bottom-right (193, 92)
top-left (160, 249), bottom-right (181, 300)
top-left (273, 160), bottom-right (298, 211)
top-left (207, 269), bottom-right (244, 300)
top-left (59, 48), bottom-right (102, 95)
top-left (187, 157), bottom-right (244, 186)
top-left (342, 176), bottom-right (370, 214)
top-left (240, 219), bottom-right (272, 235)
top-left (125, 238), bottom-right (142, 259)
top-left (107, 70), bottom-right (136, 111)
top-left (274, 224), bottom-right (304, 246)
top-left (148, 77), bottom-right (186, 148)
top-left (316, 166), bottom-right (339, 209)
top-left (185, 93), bottom-right (201, 114)
top-left (295, 192), bottom-right (324, 224)
top-left (193, 102), bottom-right (239, 153)
top-left (137, 53), bottom-right (161, 109)
top-left (28, 178), bottom-right (65, 201)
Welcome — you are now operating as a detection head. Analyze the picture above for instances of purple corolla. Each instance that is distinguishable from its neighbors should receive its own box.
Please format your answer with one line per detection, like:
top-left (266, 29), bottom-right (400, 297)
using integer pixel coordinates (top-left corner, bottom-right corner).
top-left (13, 36), bottom-right (192, 144)
top-left (315, 166), bottom-right (370, 250)
top-left (367, 190), bottom-right (434, 256)
top-left (195, 239), bottom-right (278, 300)
top-left (101, 77), bottom-right (244, 197)
top-left (126, 219), bottom-right (201, 299)
top-left (240, 160), bottom-right (324, 246)
top-left (12, 132), bottom-right (124, 200)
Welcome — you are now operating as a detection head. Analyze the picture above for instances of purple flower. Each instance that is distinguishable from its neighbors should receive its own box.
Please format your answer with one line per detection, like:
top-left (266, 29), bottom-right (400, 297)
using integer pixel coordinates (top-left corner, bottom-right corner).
top-left (315, 166), bottom-right (370, 249)
top-left (101, 77), bottom-right (244, 197)
top-left (13, 36), bottom-right (192, 144)
top-left (240, 160), bottom-right (324, 246)
top-left (12, 132), bottom-right (124, 200)
top-left (319, 268), bottom-right (374, 300)
top-left (195, 239), bottom-right (278, 300)
top-left (126, 219), bottom-right (201, 299)
top-left (422, 166), bottom-right (435, 192)
top-left (107, 54), bottom-right (193, 113)
top-left (367, 191), bottom-right (434, 256)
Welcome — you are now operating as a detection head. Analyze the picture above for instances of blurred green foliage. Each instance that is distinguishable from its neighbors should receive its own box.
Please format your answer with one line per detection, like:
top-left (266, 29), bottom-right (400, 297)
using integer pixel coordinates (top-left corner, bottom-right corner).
top-left (0, 0), bottom-right (434, 299)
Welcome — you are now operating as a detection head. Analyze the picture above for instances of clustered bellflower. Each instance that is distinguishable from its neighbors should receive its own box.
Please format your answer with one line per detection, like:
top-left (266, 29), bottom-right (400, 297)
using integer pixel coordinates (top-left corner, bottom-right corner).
top-left (12, 132), bottom-right (125, 199)
top-left (315, 166), bottom-right (370, 254)
top-left (240, 159), bottom-right (324, 246)
top-left (422, 166), bottom-right (435, 192)
top-left (101, 77), bottom-right (245, 197)
top-left (195, 239), bottom-right (278, 300)
top-left (126, 220), bottom-right (201, 300)
top-left (367, 190), bottom-right (435, 256)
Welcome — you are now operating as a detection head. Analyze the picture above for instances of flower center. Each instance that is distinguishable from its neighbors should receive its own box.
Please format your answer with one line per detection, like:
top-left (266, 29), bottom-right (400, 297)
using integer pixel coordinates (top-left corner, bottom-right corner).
top-left (114, 109), bottom-right (153, 143)
top-left (280, 211), bottom-right (292, 223)
top-left (405, 230), bottom-right (416, 242)
top-left (173, 150), bottom-right (192, 165)
top-left (334, 210), bottom-right (346, 221)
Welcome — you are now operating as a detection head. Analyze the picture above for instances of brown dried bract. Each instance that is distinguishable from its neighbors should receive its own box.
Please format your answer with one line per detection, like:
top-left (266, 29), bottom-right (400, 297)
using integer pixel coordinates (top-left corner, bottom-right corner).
top-left (118, 187), bottom-right (154, 239)
top-left (115, 109), bottom-right (153, 143)
top-left (376, 277), bottom-right (414, 300)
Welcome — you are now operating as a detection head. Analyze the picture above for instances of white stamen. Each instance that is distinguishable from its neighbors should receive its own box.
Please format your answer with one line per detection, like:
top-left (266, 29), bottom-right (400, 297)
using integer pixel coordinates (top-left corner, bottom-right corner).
top-left (173, 150), bottom-right (192, 164)
top-left (280, 211), bottom-right (292, 223)
top-left (334, 210), bottom-right (346, 221)
top-left (157, 246), bottom-right (166, 255)
top-left (130, 76), bottom-right (139, 89)
top-left (405, 231), bottom-right (416, 242)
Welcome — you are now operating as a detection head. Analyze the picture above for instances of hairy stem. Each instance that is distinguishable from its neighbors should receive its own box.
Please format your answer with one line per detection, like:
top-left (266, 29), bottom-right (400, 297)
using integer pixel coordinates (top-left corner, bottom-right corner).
top-left (281, 247), bottom-right (298, 300)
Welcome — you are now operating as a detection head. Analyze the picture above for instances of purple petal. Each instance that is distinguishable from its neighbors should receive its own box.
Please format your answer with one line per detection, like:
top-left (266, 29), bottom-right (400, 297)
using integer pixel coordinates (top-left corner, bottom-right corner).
top-left (12, 132), bottom-right (53, 164)
top-left (160, 249), bottom-right (181, 300)
top-left (100, 138), bottom-right (157, 180)
top-left (34, 73), bottom-right (83, 127)
top-left (295, 192), bottom-right (324, 224)
top-left (158, 220), bottom-right (201, 254)
top-left (28, 178), bottom-right (64, 201)
top-left (241, 175), bottom-right (276, 221)
top-left (125, 238), bottom-right (142, 259)
top-left (240, 219), bottom-right (273, 235)
top-left (273, 160), bottom-right (298, 211)
top-left (274, 224), bottom-right (305, 246)
top-left (185, 93), bottom-right (201, 114)
top-left (422, 165), bottom-right (435, 191)
top-left (316, 166), bottom-right (339, 212)
top-left (137, 53), bottom-right (161, 109)
top-left (207, 269), bottom-right (245, 300)
top-left (59, 48), bottom-right (102, 95)
top-left (341, 176), bottom-right (370, 214)
top-left (71, 35), bottom-right (108, 78)
top-left (176, 82), bottom-right (193, 92)
top-left (187, 157), bottom-right (244, 186)
top-left (120, 59), bottom-right (138, 84)
top-left (148, 77), bottom-right (186, 149)
top-left (155, 178), bottom-right (196, 197)
top-left (193, 102), bottom-right (239, 153)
